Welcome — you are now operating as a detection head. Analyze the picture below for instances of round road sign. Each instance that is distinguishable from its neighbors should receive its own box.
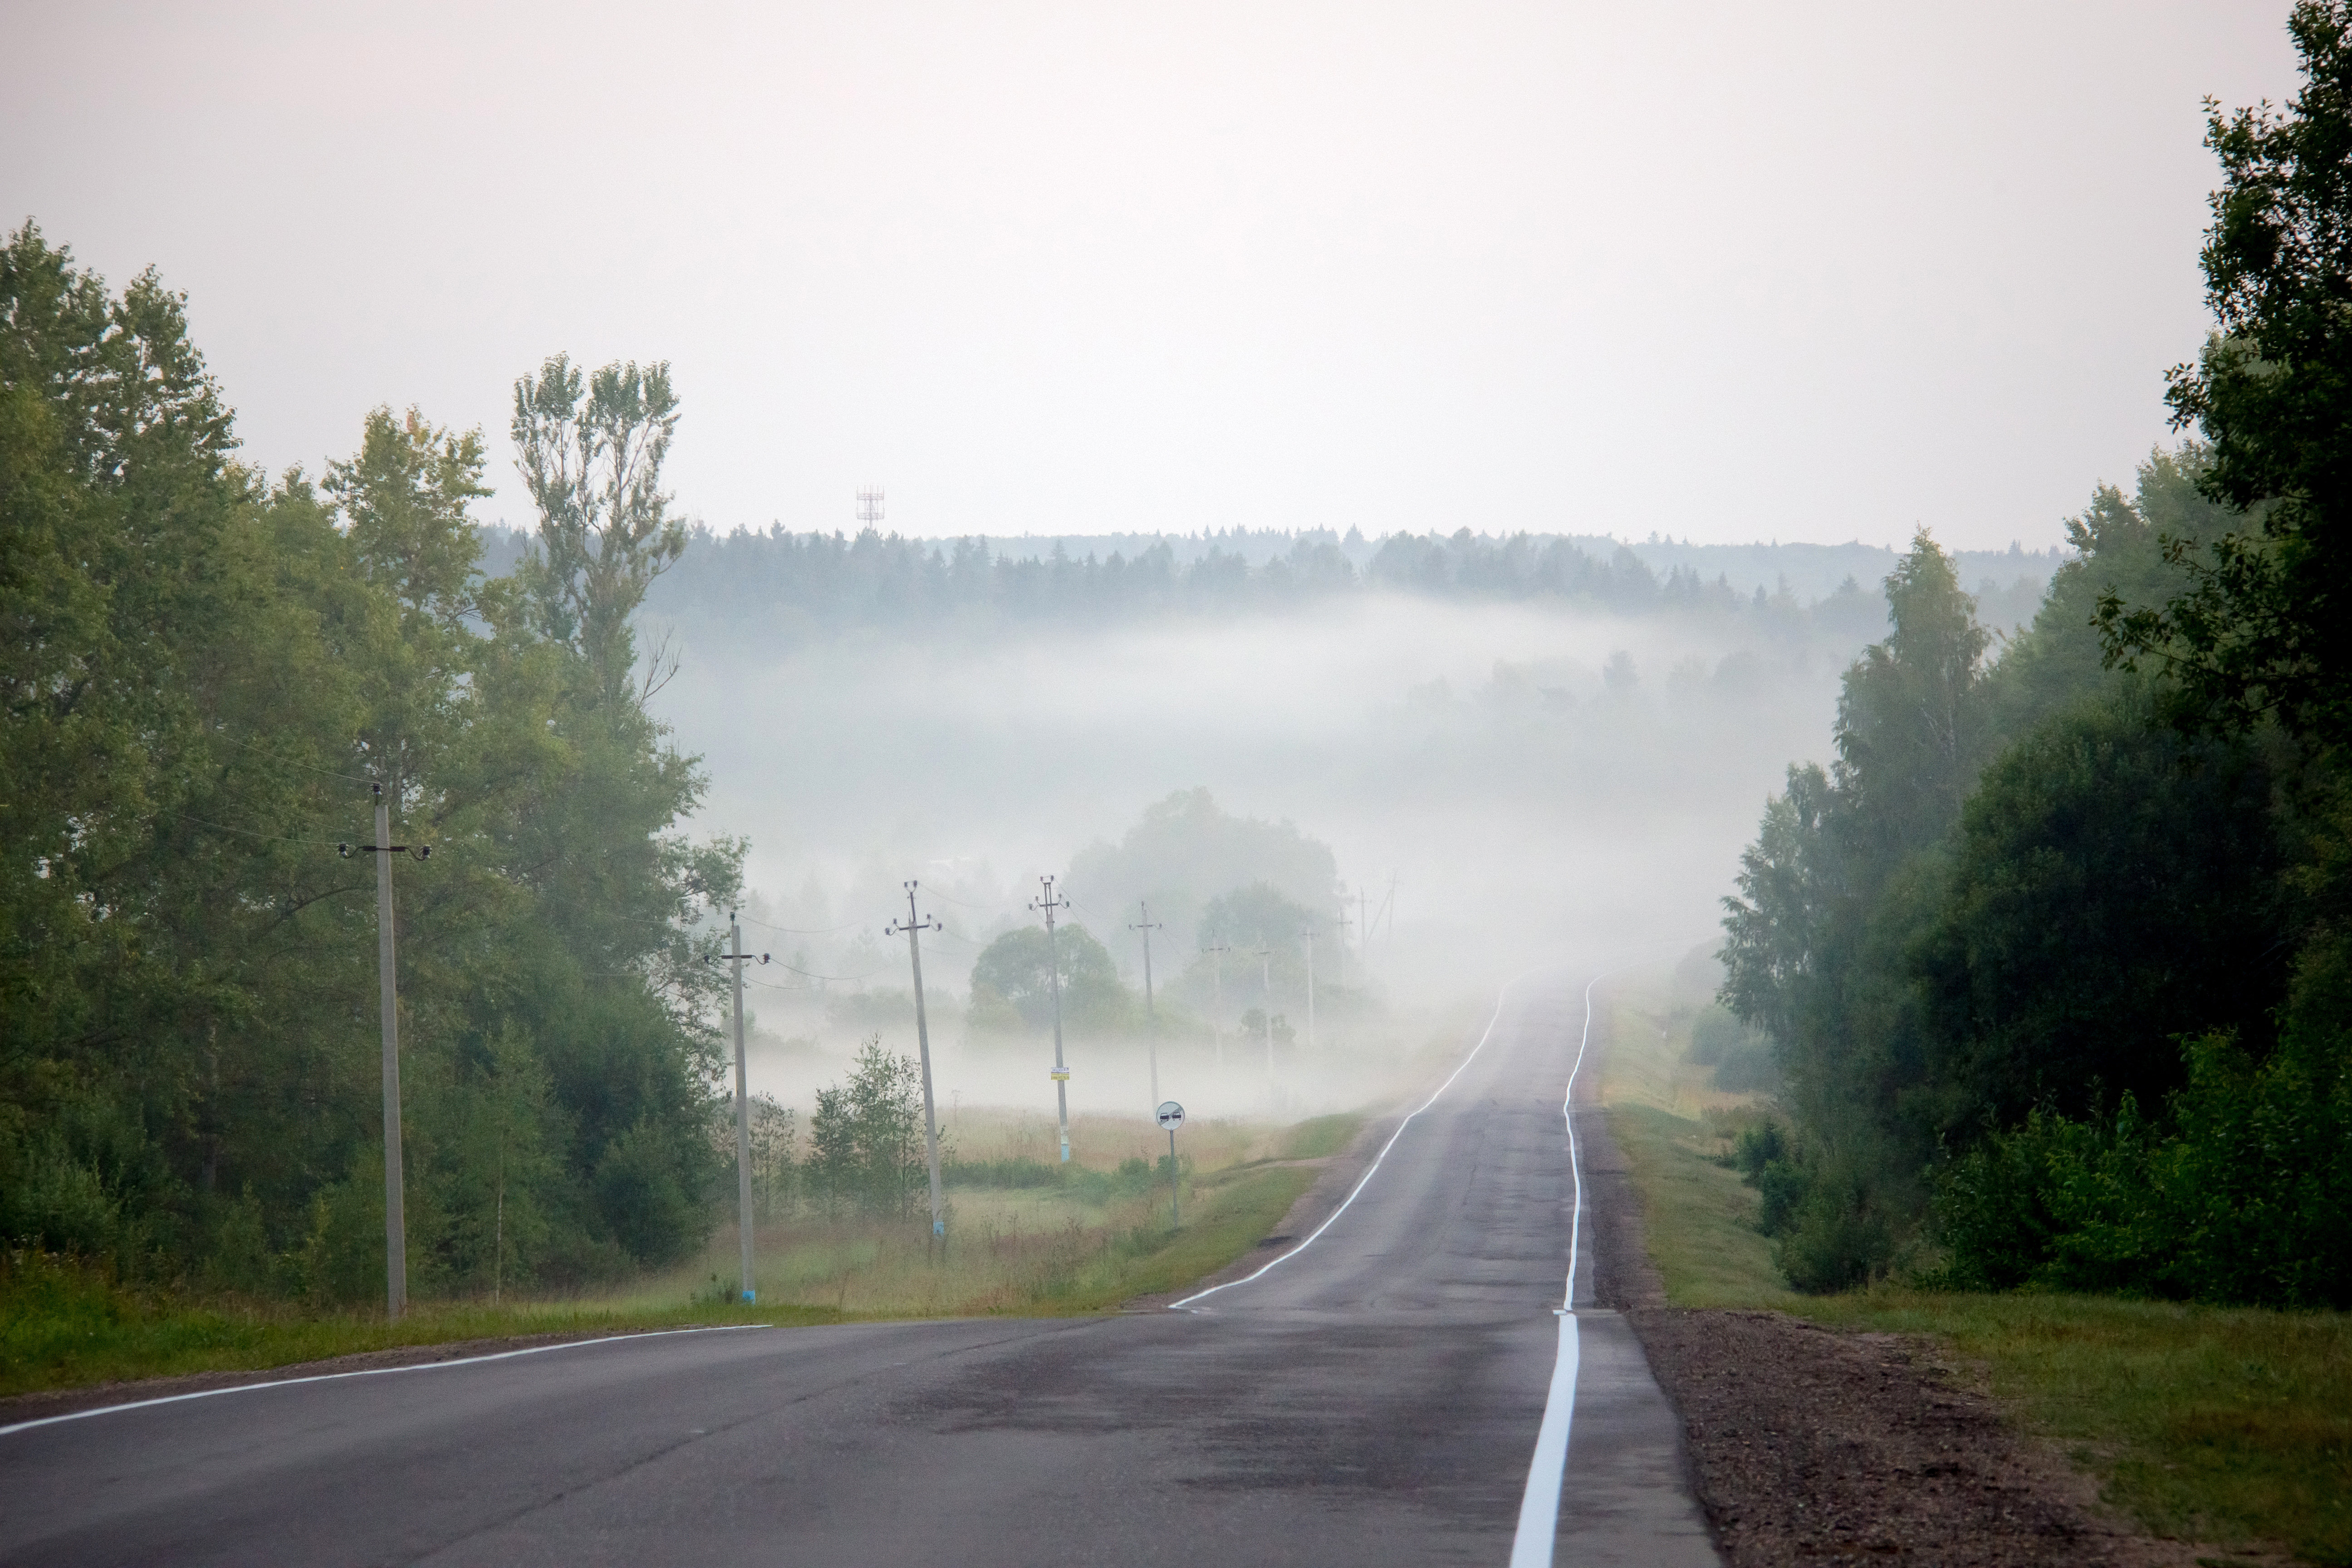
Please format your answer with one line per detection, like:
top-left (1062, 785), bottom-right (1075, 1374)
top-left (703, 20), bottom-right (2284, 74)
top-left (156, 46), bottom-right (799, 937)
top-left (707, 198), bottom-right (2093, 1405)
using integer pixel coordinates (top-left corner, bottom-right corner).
top-left (1156, 1101), bottom-right (1185, 1130)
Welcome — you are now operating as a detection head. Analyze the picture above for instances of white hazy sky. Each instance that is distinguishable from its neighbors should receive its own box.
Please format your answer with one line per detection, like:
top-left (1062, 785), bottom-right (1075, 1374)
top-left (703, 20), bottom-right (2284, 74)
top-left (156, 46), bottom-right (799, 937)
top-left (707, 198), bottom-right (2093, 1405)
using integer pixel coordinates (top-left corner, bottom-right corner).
top-left (4, 1), bottom-right (2299, 549)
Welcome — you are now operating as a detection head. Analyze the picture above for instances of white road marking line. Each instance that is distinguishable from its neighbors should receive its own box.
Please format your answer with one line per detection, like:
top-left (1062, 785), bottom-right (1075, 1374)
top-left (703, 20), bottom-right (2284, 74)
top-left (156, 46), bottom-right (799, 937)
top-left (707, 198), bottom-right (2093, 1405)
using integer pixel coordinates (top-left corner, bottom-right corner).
top-left (0, 1324), bottom-right (771, 1439)
top-left (1511, 1312), bottom-right (1583, 1567)
top-left (1167, 979), bottom-right (1522, 1311)
top-left (1509, 970), bottom-right (1604, 1568)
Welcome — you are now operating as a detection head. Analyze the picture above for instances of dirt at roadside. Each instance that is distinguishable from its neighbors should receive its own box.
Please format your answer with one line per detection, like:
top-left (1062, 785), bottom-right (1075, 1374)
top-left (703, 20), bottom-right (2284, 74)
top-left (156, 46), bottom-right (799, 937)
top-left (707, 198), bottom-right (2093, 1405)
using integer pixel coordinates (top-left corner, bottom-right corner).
top-left (1628, 1309), bottom-right (2225, 1568)
top-left (1578, 1107), bottom-right (2236, 1568)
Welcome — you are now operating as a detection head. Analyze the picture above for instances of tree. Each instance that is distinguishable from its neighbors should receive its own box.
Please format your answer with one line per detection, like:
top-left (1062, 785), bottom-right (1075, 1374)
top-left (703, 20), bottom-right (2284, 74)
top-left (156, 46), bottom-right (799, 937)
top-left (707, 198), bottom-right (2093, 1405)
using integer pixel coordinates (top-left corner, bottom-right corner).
top-left (1719, 532), bottom-right (1993, 1289)
top-left (1833, 532), bottom-right (1993, 877)
top-left (1064, 789), bottom-right (1339, 959)
top-left (968, 924), bottom-right (1128, 1033)
top-left (1, 226), bottom-right (738, 1297)
top-left (807, 1039), bottom-right (925, 1217)
top-left (510, 354), bottom-right (685, 706)
top-left (1914, 692), bottom-right (2290, 1135)
top-left (2100, 2), bottom-right (2352, 746)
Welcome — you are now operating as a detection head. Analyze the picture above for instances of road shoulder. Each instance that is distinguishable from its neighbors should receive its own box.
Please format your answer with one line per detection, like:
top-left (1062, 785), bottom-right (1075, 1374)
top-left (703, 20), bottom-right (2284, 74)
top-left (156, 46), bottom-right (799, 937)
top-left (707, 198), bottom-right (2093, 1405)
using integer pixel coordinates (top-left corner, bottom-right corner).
top-left (1581, 1017), bottom-right (2233, 1568)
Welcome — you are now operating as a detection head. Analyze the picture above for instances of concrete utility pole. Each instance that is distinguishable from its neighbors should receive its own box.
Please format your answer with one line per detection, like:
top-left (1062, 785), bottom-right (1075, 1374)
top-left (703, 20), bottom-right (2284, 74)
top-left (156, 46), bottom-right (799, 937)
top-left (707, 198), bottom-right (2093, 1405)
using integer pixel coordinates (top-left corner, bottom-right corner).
top-left (1131, 901), bottom-right (1163, 1108)
top-left (1258, 944), bottom-right (1275, 1096)
top-left (1033, 876), bottom-right (1073, 1163)
top-left (1302, 926), bottom-right (1317, 1055)
top-left (338, 784), bottom-right (430, 1322)
top-left (888, 882), bottom-right (948, 1238)
top-left (1334, 903), bottom-right (1353, 991)
top-left (1204, 941), bottom-right (1231, 1069)
top-left (722, 912), bottom-right (769, 1301)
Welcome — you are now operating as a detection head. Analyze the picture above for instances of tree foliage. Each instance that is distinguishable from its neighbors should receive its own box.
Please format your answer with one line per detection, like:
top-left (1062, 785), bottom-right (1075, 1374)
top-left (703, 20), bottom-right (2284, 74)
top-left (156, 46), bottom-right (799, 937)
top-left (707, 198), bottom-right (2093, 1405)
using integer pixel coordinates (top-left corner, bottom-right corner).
top-left (0, 225), bottom-right (735, 1300)
top-left (967, 924), bottom-right (1128, 1034)
top-left (2100, 1), bottom-right (2352, 746)
top-left (511, 354), bottom-right (686, 706)
top-left (806, 1039), bottom-right (927, 1218)
top-left (1724, 450), bottom-right (2342, 1303)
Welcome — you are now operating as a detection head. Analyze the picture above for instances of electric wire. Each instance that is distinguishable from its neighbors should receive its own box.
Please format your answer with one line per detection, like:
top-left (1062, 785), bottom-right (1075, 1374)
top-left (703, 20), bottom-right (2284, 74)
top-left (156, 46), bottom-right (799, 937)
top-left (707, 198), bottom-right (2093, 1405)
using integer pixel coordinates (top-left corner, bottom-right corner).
top-left (211, 733), bottom-right (382, 786)
top-left (172, 813), bottom-right (345, 848)
top-left (735, 912), bottom-right (864, 937)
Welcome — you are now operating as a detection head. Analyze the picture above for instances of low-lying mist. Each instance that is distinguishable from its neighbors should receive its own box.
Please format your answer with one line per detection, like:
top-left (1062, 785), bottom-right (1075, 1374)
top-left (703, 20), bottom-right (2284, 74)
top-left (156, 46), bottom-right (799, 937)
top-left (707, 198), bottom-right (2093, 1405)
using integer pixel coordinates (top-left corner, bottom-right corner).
top-left (651, 587), bottom-right (1878, 1125)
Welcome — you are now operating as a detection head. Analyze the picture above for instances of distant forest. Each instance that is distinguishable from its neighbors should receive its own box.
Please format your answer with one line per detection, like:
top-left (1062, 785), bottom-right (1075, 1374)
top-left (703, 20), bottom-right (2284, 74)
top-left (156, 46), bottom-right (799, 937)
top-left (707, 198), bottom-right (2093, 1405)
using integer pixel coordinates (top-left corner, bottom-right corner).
top-left (475, 522), bottom-right (2057, 647)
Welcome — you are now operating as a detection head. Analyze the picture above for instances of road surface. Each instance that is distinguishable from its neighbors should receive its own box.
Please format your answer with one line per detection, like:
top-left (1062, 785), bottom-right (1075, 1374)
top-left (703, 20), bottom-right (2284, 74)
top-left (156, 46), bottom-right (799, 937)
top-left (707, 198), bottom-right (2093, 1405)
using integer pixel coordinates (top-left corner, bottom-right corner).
top-left (0, 974), bottom-right (1718, 1567)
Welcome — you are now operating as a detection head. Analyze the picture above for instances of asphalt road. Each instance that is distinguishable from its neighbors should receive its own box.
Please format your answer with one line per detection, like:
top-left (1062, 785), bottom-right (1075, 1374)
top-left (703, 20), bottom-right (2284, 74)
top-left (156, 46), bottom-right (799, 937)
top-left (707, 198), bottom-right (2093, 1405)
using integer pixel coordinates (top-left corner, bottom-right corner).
top-left (0, 974), bottom-right (1718, 1567)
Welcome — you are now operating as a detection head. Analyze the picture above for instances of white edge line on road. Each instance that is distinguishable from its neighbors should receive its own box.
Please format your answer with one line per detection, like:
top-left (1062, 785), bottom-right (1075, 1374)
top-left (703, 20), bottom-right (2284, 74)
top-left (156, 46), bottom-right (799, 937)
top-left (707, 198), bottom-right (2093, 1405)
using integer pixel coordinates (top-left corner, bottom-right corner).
top-left (1166, 978), bottom-right (1524, 1311)
top-left (1509, 970), bottom-right (1606, 1568)
top-left (0, 1324), bottom-right (772, 1439)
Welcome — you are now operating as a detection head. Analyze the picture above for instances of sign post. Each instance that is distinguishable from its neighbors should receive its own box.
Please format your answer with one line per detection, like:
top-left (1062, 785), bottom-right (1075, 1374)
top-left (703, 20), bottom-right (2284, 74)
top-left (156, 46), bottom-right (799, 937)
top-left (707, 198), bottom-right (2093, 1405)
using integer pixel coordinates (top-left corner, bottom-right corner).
top-left (1156, 1101), bottom-right (1185, 1228)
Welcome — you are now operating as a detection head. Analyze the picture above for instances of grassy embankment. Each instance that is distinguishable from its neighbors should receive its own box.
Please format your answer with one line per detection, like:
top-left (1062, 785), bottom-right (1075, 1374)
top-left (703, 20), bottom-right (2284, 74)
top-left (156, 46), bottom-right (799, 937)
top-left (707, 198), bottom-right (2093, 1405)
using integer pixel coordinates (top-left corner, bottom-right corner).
top-left (0, 1110), bottom-right (1354, 1401)
top-left (1600, 983), bottom-right (2352, 1566)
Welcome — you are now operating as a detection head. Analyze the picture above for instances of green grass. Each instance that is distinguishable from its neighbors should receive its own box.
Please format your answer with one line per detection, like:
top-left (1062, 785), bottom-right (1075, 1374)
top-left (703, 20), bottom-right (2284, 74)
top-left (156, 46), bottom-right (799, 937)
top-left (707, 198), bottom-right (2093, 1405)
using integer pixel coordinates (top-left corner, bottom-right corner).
top-left (1, 1110), bottom-right (1361, 1401)
top-left (1027, 1163), bottom-right (1321, 1312)
top-left (1608, 1102), bottom-right (1785, 1308)
top-left (1281, 1112), bottom-right (1360, 1161)
top-left (0, 1247), bottom-right (842, 1399)
top-left (1606, 1096), bottom-right (2352, 1565)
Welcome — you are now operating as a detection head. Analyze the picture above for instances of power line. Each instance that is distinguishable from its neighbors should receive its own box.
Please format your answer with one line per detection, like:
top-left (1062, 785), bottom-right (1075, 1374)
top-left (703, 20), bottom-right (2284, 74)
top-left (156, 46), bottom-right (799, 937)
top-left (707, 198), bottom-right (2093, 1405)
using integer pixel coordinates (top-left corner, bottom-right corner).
top-left (211, 732), bottom-right (381, 785)
top-left (735, 912), bottom-right (865, 937)
top-left (173, 812), bottom-right (343, 848)
top-left (915, 885), bottom-right (1004, 912)
top-left (774, 956), bottom-right (889, 983)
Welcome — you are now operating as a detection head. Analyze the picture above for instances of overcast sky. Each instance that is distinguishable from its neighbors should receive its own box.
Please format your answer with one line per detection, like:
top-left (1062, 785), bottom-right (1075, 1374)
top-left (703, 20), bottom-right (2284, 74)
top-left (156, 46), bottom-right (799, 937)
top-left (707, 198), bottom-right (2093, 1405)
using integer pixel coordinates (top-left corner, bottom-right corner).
top-left (5, 1), bottom-right (2300, 550)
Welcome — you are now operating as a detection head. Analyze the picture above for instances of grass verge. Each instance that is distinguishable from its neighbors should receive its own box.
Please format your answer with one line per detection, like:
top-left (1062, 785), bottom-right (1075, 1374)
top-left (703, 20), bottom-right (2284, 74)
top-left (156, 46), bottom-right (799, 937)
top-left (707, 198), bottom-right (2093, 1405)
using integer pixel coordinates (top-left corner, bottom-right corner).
top-left (1608, 1098), bottom-right (2352, 1564)
top-left (2, 1110), bottom-right (1361, 1400)
top-left (0, 1248), bottom-right (841, 1400)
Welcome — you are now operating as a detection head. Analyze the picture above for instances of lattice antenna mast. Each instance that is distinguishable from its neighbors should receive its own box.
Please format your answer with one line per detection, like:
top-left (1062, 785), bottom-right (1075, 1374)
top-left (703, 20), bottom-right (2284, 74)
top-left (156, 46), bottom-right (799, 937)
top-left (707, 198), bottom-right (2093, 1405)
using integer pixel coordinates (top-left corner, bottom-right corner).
top-left (856, 487), bottom-right (885, 528)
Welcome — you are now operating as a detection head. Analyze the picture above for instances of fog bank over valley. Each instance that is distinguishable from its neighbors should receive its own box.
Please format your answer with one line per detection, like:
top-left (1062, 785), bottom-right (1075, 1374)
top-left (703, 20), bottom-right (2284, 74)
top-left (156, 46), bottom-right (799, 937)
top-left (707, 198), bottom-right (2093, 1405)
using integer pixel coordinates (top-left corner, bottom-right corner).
top-left (638, 539), bottom-right (2030, 1122)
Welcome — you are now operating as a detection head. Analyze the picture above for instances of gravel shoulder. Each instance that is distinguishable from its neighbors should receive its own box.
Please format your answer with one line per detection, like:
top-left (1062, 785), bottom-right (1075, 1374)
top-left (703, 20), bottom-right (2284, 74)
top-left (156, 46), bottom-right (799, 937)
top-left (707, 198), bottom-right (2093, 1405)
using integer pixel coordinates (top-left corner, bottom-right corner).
top-left (1579, 1105), bottom-right (2234, 1568)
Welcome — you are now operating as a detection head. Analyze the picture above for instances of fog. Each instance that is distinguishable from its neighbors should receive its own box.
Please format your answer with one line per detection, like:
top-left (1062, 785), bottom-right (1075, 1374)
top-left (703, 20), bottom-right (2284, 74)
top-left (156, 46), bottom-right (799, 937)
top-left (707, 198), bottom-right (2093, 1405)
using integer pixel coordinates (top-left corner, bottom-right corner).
top-left (650, 580), bottom-right (1922, 1122)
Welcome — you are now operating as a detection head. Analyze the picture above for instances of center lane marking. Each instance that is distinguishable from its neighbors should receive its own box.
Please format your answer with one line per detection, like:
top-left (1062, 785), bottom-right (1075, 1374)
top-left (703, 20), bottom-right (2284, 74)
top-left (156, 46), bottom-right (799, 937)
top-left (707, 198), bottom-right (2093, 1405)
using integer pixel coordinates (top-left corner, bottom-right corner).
top-left (1509, 971), bottom-right (1604, 1568)
top-left (1167, 979), bottom-right (1523, 1311)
